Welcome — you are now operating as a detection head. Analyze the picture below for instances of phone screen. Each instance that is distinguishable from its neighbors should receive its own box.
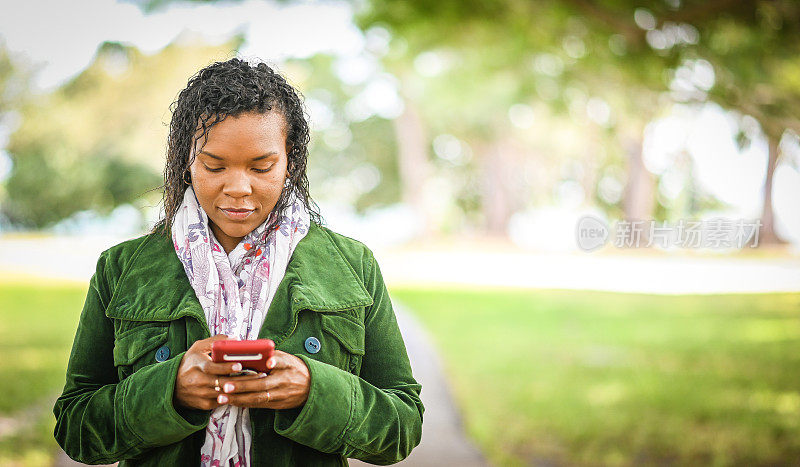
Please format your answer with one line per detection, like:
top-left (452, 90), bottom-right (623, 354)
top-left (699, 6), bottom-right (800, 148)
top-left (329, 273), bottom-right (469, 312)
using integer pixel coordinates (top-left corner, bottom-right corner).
top-left (229, 369), bottom-right (260, 377)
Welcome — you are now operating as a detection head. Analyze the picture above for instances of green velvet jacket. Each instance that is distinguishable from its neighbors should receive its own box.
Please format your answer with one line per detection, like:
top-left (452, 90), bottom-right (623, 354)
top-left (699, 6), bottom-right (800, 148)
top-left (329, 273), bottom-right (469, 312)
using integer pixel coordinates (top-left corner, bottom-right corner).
top-left (53, 222), bottom-right (424, 466)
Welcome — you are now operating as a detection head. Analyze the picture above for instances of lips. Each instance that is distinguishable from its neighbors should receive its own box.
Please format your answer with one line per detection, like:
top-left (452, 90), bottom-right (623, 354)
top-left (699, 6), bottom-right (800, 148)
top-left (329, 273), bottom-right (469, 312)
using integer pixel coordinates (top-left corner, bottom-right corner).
top-left (220, 207), bottom-right (255, 220)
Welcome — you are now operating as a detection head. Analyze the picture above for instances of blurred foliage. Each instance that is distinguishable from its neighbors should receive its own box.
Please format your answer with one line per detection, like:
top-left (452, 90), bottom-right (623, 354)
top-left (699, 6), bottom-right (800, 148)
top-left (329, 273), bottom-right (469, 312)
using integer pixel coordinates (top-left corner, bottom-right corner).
top-left (357, 0), bottom-right (800, 234)
top-left (5, 0), bottom-right (798, 233)
top-left (0, 44), bottom-right (30, 115)
top-left (1, 35), bottom-right (406, 228)
top-left (358, 0), bottom-right (800, 136)
top-left (2, 39), bottom-right (240, 228)
top-left (0, 43), bottom-right (33, 208)
top-left (357, 0), bottom-right (678, 229)
top-left (283, 54), bottom-right (402, 214)
top-left (109, 0), bottom-right (800, 238)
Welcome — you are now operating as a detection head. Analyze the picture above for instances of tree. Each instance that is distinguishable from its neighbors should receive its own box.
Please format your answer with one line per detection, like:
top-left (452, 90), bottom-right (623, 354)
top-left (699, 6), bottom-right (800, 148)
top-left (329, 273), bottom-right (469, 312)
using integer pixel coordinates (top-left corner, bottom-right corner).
top-left (358, 0), bottom-right (800, 243)
top-left (357, 2), bottom-right (676, 235)
top-left (0, 42), bottom-right (32, 210)
top-left (282, 54), bottom-right (403, 214)
top-left (3, 38), bottom-right (239, 228)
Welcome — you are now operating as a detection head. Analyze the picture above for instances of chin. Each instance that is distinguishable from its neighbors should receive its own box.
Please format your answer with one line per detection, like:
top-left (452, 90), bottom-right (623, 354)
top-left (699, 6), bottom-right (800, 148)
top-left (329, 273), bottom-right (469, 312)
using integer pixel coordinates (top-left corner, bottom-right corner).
top-left (217, 215), bottom-right (269, 235)
top-left (219, 223), bottom-right (255, 237)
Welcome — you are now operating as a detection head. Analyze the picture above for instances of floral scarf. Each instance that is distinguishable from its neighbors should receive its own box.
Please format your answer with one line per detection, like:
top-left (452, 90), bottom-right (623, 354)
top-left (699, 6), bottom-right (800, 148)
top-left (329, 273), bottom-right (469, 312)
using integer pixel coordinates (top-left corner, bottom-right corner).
top-left (171, 185), bottom-right (310, 466)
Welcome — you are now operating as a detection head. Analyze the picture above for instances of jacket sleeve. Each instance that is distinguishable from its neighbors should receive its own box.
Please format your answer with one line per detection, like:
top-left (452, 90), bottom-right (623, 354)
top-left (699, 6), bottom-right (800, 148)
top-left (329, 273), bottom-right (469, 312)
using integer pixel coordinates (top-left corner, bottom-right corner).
top-left (273, 250), bottom-right (425, 465)
top-left (53, 250), bottom-right (208, 465)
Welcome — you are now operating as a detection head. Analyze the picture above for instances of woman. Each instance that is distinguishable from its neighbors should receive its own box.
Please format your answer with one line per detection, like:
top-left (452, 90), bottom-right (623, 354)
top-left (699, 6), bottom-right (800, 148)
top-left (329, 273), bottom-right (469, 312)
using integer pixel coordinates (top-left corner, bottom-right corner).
top-left (53, 58), bottom-right (424, 466)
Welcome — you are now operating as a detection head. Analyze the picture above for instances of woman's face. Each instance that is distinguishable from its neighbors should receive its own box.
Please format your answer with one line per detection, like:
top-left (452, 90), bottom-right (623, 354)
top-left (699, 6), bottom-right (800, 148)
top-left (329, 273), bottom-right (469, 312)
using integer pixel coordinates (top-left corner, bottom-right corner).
top-left (189, 111), bottom-right (289, 254)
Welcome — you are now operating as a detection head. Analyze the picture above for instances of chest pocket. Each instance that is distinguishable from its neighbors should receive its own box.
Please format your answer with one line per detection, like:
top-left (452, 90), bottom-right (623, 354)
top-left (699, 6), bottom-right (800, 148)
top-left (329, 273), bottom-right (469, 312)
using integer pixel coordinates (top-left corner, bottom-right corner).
top-left (318, 312), bottom-right (366, 375)
top-left (112, 322), bottom-right (171, 380)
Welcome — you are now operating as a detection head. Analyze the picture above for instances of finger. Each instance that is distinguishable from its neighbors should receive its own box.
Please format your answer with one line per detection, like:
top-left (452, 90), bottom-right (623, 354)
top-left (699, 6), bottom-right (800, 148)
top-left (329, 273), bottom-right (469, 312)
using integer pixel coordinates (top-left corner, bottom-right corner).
top-left (193, 385), bottom-right (224, 399)
top-left (217, 372), bottom-right (269, 386)
top-left (185, 373), bottom-right (225, 398)
top-left (222, 390), bottom-right (276, 408)
top-left (193, 334), bottom-right (230, 353)
top-left (200, 359), bottom-right (245, 376)
top-left (219, 374), bottom-right (274, 395)
top-left (267, 350), bottom-right (294, 371)
top-left (197, 396), bottom-right (223, 411)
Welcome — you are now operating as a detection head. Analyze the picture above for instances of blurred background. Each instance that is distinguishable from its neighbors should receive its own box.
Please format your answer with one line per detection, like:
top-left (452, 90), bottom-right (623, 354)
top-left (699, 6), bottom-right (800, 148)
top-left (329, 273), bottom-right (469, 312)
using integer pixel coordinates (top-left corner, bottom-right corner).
top-left (1, 0), bottom-right (799, 465)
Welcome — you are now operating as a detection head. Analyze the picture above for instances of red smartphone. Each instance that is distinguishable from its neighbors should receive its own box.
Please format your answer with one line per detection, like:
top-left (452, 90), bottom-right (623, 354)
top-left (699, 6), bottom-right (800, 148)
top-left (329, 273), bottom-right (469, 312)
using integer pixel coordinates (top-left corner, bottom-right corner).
top-left (211, 339), bottom-right (276, 376)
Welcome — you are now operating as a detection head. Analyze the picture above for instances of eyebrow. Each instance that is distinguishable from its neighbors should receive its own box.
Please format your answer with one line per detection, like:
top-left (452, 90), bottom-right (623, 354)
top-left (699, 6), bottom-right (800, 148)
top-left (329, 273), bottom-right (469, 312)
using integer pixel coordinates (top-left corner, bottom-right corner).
top-left (199, 150), bottom-right (277, 161)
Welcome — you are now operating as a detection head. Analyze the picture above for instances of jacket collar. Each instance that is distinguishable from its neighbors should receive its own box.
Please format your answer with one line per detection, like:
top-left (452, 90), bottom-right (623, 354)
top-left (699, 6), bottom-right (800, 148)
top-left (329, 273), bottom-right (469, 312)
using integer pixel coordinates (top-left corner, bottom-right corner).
top-left (105, 222), bottom-right (373, 333)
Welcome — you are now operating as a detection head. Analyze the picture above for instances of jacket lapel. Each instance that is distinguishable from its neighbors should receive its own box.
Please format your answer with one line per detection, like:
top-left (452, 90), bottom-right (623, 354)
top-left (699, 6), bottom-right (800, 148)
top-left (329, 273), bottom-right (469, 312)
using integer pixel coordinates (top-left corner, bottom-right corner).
top-left (105, 223), bottom-right (373, 339)
top-left (282, 222), bottom-right (373, 314)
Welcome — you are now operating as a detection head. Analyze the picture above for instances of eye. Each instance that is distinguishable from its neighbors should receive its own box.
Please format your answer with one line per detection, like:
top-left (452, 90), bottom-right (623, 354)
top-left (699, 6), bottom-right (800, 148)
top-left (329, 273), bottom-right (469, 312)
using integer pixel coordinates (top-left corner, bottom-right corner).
top-left (203, 165), bottom-right (224, 173)
top-left (253, 164), bottom-right (275, 173)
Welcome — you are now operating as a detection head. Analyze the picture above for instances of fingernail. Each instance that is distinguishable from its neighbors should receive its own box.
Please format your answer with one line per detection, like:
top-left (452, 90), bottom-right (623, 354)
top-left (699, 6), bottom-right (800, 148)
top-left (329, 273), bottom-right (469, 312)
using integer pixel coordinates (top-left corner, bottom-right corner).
top-left (224, 383), bottom-right (234, 393)
top-left (218, 394), bottom-right (228, 404)
top-left (268, 358), bottom-right (275, 369)
top-left (232, 363), bottom-right (242, 371)
top-left (258, 372), bottom-right (267, 378)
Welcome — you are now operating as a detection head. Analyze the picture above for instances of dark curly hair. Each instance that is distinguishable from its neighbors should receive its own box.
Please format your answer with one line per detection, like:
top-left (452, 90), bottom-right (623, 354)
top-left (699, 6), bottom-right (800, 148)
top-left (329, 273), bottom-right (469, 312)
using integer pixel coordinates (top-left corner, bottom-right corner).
top-left (149, 58), bottom-right (323, 237)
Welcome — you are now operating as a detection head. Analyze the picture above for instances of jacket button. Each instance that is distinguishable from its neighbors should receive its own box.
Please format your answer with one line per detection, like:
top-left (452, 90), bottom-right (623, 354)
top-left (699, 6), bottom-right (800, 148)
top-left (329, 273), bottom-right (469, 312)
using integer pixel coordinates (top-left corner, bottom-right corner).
top-left (155, 345), bottom-right (170, 362)
top-left (304, 337), bottom-right (321, 354)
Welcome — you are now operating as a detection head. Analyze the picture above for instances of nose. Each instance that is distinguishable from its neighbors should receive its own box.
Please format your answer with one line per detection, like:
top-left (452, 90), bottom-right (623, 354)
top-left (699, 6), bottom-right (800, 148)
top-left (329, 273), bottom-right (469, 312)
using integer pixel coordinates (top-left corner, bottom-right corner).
top-left (222, 170), bottom-right (253, 198)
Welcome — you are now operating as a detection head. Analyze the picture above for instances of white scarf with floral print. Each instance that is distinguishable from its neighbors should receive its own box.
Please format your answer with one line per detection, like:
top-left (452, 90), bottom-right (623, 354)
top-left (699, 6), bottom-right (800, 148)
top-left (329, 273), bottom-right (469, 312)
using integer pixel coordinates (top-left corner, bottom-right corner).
top-left (171, 185), bottom-right (310, 467)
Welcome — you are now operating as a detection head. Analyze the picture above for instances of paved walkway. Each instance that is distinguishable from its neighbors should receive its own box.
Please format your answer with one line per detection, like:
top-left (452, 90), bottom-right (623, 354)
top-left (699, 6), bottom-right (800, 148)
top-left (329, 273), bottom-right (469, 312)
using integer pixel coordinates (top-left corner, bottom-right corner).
top-left (53, 301), bottom-right (487, 466)
top-left (376, 248), bottom-right (800, 294)
top-left (349, 302), bottom-right (487, 466)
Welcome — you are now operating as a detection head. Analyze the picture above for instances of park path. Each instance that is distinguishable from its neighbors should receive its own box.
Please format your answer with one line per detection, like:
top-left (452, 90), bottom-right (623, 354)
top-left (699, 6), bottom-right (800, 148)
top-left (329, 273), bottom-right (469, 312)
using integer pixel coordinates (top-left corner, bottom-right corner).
top-left (53, 301), bottom-right (487, 467)
top-left (348, 302), bottom-right (487, 467)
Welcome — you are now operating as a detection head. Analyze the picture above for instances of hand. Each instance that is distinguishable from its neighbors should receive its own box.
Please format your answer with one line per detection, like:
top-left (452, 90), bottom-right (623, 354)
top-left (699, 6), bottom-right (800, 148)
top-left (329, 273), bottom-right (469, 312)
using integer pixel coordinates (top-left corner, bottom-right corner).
top-left (214, 350), bottom-right (310, 410)
top-left (173, 334), bottom-right (265, 411)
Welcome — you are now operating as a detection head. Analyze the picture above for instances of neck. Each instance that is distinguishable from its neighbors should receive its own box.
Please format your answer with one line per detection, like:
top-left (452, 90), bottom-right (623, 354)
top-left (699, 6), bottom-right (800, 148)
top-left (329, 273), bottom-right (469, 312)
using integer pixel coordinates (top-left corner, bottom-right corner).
top-left (209, 222), bottom-right (241, 254)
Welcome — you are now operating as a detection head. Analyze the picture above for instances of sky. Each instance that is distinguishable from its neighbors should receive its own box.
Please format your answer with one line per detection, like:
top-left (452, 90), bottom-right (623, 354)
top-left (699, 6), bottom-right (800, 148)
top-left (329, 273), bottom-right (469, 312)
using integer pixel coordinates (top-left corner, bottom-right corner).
top-left (0, 0), bottom-right (400, 122)
top-left (0, 0), bottom-right (363, 91)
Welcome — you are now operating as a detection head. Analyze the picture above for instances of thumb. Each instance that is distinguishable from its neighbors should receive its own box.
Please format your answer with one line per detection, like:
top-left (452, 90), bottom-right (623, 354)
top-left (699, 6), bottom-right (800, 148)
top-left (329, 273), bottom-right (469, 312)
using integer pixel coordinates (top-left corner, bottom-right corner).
top-left (197, 334), bottom-right (230, 352)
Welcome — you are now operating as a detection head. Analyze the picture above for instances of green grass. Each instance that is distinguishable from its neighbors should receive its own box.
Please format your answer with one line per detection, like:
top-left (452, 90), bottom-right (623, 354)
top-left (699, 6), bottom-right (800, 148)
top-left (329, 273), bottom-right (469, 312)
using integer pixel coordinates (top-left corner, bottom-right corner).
top-left (390, 287), bottom-right (800, 466)
top-left (0, 281), bottom-right (88, 466)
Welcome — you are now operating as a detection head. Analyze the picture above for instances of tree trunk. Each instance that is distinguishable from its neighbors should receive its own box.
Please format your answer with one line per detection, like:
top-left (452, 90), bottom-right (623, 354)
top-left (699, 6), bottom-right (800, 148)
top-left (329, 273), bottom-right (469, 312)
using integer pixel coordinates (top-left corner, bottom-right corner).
top-left (580, 127), bottom-right (602, 206)
top-left (758, 135), bottom-right (786, 245)
top-left (479, 137), bottom-right (525, 236)
top-left (392, 98), bottom-right (433, 236)
top-left (621, 134), bottom-right (655, 246)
